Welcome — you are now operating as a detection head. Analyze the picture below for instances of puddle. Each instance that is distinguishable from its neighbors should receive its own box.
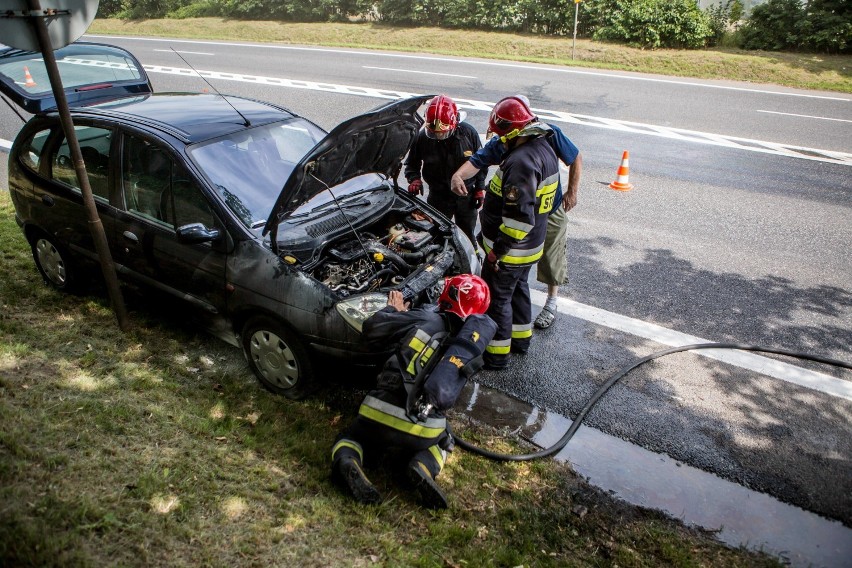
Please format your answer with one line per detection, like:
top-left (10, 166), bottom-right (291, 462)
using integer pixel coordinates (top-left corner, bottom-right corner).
top-left (457, 382), bottom-right (852, 568)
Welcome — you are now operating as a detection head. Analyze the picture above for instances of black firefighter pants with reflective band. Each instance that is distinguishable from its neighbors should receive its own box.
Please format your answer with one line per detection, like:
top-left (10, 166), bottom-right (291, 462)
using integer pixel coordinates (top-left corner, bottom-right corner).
top-left (482, 261), bottom-right (533, 367)
top-left (331, 393), bottom-right (449, 481)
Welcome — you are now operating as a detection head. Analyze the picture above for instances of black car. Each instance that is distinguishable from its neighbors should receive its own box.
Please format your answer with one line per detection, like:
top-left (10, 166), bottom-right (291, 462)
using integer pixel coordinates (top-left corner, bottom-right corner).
top-left (0, 42), bottom-right (481, 398)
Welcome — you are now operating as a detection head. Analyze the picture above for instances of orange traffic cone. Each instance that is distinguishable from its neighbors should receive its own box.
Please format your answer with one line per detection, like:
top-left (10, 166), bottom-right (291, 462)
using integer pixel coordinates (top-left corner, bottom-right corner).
top-left (23, 66), bottom-right (36, 88)
top-left (609, 150), bottom-right (633, 191)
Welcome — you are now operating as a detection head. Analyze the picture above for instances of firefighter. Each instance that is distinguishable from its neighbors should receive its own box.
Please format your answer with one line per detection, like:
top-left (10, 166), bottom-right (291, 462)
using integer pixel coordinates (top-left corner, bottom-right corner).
top-left (404, 95), bottom-right (487, 246)
top-left (331, 275), bottom-right (497, 509)
top-left (475, 96), bottom-right (560, 369)
top-left (450, 95), bottom-right (582, 330)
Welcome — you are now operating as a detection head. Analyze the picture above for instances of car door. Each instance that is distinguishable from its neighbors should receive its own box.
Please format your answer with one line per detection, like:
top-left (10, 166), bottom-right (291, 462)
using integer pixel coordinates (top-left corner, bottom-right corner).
top-left (12, 121), bottom-right (122, 263)
top-left (113, 131), bottom-right (229, 315)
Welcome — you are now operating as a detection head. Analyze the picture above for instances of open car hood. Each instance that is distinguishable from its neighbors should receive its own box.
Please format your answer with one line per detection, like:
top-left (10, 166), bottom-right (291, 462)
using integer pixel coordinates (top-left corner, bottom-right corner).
top-left (263, 95), bottom-right (433, 237)
top-left (0, 41), bottom-right (152, 114)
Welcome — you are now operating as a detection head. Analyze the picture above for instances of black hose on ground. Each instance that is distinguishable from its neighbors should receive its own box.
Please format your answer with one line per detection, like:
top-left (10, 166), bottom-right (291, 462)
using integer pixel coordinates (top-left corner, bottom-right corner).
top-left (450, 342), bottom-right (852, 462)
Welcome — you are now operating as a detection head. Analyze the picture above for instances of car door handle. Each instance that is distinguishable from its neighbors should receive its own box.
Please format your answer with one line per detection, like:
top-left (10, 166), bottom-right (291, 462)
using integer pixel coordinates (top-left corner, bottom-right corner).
top-left (122, 231), bottom-right (139, 244)
top-left (41, 195), bottom-right (54, 206)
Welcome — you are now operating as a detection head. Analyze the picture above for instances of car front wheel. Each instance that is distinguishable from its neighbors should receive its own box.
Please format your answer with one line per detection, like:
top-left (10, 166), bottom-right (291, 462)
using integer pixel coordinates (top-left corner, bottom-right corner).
top-left (242, 316), bottom-right (314, 400)
top-left (30, 232), bottom-right (77, 292)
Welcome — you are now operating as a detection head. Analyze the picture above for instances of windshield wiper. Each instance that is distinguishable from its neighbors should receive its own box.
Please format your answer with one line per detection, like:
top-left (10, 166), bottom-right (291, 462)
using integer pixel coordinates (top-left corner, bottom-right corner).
top-left (310, 196), bottom-right (371, 213)
top-left (285, 196), bottom-right (373, 221)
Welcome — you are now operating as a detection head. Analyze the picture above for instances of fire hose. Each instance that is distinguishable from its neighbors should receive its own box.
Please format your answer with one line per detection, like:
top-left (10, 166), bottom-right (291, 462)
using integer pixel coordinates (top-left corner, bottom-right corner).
top-left (450, 342), bottom-right (852, 462)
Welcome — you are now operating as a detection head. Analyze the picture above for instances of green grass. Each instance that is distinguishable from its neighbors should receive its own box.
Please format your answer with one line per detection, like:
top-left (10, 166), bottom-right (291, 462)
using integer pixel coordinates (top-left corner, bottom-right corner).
top-left (0, 189), bottom-right (784, 566)
top-left (88, 18), bottom-right (852, 93)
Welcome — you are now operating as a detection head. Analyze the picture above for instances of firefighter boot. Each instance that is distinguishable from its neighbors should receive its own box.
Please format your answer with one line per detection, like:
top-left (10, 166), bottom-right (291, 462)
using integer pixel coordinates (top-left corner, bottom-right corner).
top-left (332, 456), bottom-right (382, 505)
top-left (407, 459), bottom-right (448, 510)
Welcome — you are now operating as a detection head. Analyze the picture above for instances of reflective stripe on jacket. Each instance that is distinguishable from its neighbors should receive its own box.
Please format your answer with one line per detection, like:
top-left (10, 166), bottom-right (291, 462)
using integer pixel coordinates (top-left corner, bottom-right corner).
top-left (358, 395), bottom-right (447, 438)
top-left (480, 137), bottom-right (559, 266)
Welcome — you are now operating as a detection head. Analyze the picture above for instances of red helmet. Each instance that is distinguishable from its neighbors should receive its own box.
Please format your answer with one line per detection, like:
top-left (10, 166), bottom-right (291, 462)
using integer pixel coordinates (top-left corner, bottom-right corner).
top-left (488, 96), bottom-right (536, 138)
top-left (424, 95), bottom-right (459, 140)
top-left (439, 274), bottom-right (490, 319)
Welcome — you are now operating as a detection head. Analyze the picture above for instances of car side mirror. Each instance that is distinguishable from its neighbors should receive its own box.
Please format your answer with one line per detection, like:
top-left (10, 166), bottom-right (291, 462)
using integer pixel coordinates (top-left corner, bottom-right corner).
top-left (176, 222), bottom-right (220, 244)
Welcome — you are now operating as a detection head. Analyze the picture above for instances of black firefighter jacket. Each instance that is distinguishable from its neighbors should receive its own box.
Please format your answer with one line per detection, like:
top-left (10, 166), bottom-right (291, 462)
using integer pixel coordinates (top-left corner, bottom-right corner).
top-left (480, 136), bottom-right (560, 267)
top-left (404, 121), bottom-right (487, 197)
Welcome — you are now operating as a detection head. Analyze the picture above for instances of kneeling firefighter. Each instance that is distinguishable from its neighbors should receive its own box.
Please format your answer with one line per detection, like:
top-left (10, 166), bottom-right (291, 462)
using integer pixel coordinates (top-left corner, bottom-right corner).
top-left (331, 274), bottom-right (497, 509)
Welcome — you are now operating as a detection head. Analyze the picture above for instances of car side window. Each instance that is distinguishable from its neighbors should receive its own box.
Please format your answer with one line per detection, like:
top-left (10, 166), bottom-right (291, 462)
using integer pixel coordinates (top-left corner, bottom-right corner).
top-left (123, 134), bottom-right (215, 230)
top-left (19, 128), bottom-right (51, 172)
top-left (123, 134), bottom-right (173, 224)
top-left (160, 166), bottom-right (216, 230)
top-left (52, 126), bottom-right (112, 201)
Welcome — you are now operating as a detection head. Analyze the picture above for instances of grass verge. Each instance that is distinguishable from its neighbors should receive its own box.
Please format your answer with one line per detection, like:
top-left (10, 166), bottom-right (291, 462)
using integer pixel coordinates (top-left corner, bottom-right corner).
top-left (0, 188), bottom-right (784, 566)
top-left (88, 18), bottom-right (852, 93)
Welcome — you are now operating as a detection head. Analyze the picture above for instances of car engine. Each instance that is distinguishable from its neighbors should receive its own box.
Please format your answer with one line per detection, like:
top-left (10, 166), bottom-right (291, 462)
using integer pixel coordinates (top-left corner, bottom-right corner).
top-left (311, 210), bottom-right (452, 299)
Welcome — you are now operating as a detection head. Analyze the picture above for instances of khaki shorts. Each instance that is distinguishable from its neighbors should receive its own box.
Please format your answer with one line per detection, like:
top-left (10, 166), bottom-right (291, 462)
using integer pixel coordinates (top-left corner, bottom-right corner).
top-left (536, 206), bottom-right (569, 286)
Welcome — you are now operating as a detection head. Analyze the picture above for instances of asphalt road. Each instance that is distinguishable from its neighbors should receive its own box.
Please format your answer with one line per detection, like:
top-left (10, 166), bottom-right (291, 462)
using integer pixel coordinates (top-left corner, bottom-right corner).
top-left (1, 35), bottom-right (850, 527)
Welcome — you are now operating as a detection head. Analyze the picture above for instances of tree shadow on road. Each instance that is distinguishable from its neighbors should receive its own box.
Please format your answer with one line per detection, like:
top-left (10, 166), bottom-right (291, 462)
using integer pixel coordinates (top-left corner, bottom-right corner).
top-left (570, 237), bottom-right (852, 364)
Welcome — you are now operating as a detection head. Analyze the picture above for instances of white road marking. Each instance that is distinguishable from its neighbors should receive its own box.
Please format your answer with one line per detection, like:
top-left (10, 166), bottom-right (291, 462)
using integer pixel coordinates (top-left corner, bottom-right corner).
top-left (529, 289), bottom-right (852, 401)
top-left (143, 63), bottom-right (852, 166)
top-left (153, 49), bottom-right (214, 56)
top-left (757, 109), bottom-right (852, 123)
top-left (0, 138), bottom-right (11, 152)
top-left (86, 34), bottom-right (851, 102)
top-left (363, 66), bottom-right (476, 79)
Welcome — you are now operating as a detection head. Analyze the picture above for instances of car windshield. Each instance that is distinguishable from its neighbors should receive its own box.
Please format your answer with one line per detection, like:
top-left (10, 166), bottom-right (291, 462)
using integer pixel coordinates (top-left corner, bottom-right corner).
top-left (189, 118), bottom-right (386, 229)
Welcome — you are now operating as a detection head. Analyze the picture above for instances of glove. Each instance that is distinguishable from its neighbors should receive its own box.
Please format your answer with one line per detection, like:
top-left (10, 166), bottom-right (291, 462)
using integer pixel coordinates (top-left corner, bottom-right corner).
top-left (408, 179), bottom-right (423, 196)
top-left (485, 250), bottom-right (500, 272)
top-left (473, 188), bottom-right (485, 209)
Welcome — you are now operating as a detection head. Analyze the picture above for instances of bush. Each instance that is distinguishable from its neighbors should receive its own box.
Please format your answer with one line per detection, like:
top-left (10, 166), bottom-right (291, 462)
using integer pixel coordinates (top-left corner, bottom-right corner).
top-left (704, 0), bottom-right (743, 47)
top-left (97, 0), bottom-right (124, 18)
top-left (801, 0), bottom-right (852, 53)
top-left (375, 0), bottom-right (576, 34)
top-left (739, 0), bottom-right (804, 51)
top-left (168, 1), bottom-right (221, 19)
top-left (106, 0), bottom-right (191, 20)
top-left (739, 0), bottom-right (850, 53)
top-left (584, 0), bottom-right (713, 49)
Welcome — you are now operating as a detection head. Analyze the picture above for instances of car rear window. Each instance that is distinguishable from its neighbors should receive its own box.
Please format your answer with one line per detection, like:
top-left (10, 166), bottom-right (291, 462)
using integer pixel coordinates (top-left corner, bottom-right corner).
top-left (0, 44), bottom-right (144, 99)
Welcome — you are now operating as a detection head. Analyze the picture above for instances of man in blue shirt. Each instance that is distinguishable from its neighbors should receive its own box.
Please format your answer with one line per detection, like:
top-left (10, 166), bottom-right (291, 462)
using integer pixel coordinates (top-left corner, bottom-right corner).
top-left (451, 96), bottom-right (582, 330)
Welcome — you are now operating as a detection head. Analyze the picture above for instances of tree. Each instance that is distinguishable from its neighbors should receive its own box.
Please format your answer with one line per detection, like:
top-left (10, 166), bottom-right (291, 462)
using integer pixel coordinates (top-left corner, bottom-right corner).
top-left (739, 0), bottom-right (804, 50)
top-left (704, 0), bottom-right (744, 46)
top-left (801, 0), bottom-right (852, 53)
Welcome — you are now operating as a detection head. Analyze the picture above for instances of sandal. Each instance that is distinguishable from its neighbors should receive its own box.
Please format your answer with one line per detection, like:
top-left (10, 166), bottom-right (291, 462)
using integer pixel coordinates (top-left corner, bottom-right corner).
top-left (534, 306), bottom-right (557, 329)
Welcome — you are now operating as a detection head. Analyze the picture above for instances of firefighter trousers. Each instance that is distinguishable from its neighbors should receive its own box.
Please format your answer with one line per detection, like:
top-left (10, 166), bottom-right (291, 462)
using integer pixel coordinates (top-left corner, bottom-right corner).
top-left (331, 393), bottom-right (450, 482)
top-left (482, 261), bottom-right (534, 369)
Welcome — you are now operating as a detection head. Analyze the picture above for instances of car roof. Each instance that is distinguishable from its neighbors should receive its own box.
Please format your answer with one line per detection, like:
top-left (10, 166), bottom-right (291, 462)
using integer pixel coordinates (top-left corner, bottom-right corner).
top-left (68, 93), bottom-right (299, 144)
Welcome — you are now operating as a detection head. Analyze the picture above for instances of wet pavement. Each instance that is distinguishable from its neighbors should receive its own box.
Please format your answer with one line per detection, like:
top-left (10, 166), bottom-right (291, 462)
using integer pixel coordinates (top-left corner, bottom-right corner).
top-left (455, 381), bottom-right (852, 568)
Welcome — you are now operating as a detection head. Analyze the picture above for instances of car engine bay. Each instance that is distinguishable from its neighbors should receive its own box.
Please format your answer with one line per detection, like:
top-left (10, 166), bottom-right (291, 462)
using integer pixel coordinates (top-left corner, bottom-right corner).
top-left (305, 208), bottom-right (456, 301)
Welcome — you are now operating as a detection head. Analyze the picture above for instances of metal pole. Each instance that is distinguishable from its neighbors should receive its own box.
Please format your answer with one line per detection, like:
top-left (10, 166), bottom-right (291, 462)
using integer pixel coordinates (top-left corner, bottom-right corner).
top-left (26, 0), bottom-right (131, 331)
top-left (572, 2), bottom-right (580, 61)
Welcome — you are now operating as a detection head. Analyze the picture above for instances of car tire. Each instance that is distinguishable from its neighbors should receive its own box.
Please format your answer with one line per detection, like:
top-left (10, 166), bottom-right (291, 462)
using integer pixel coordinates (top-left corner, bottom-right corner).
top-left (30, 232), bottom-right (78, 292)
top-left (242, 316), bottom-right (314, 400)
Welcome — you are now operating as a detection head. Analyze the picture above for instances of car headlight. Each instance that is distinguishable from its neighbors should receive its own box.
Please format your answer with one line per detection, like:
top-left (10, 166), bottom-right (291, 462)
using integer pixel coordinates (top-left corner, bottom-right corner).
top-left (336, 292), bottom-right (388, 332)
top-left (453, 226), bottom-right (482, 275)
